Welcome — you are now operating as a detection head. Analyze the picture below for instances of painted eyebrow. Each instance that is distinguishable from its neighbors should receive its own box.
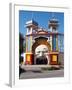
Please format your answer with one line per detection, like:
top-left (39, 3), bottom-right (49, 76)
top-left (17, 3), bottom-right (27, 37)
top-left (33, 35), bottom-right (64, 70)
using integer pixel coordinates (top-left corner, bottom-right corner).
top-left (43, 48), bottom-right (48, 50)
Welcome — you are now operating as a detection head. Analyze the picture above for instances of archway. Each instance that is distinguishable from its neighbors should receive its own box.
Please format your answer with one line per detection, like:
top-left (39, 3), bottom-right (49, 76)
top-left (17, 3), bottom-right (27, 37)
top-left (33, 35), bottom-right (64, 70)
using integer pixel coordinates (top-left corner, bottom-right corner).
top-left (32, 37), bottom-right (51, 53)
top-left (32, 37), bottom-right (51, 65)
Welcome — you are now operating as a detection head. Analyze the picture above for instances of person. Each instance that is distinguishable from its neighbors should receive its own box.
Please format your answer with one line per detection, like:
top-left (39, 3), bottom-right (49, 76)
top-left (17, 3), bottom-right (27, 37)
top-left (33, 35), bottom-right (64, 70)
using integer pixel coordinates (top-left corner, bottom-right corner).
top-left (35, 44), bottom-right (50, 65)
top-left (21, 53), bottom-right (26, 64)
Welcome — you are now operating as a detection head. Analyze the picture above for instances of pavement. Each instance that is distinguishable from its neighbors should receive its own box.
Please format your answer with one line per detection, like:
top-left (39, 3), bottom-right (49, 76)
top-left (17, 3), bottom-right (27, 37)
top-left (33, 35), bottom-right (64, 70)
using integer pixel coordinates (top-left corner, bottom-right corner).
top-left (19, 64), bottom-right (64, 79)
top-left (19, 64), bottom-right (60, 71)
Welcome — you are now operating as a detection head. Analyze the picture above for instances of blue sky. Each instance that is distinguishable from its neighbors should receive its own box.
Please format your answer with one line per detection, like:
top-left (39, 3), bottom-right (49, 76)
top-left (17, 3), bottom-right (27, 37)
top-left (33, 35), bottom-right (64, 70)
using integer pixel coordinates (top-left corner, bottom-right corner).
top-left (19, 10), bottom-right (64, 36)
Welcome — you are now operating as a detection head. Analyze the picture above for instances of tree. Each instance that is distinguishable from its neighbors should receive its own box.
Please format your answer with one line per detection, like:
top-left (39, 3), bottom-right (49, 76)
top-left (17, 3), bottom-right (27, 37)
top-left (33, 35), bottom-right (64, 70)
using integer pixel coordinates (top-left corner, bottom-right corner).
top-left (19, 33), bottom-right (24, 63)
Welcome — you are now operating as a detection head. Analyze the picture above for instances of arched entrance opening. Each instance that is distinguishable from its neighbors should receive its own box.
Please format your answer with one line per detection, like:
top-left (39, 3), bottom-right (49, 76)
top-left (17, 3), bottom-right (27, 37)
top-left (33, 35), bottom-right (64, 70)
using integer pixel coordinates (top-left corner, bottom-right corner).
top-left (32, 37), bottom-right (51, 65)
top-left (36, 57), bottom-right (48, 65)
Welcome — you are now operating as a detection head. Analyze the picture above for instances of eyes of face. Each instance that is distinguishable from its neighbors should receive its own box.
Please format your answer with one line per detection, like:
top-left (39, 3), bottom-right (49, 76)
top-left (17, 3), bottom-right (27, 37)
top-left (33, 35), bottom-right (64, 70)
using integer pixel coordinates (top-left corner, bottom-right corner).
top-left (37, 50), bottom-right (48, 54)
top-left (35, 45), bottom-right (48, 56)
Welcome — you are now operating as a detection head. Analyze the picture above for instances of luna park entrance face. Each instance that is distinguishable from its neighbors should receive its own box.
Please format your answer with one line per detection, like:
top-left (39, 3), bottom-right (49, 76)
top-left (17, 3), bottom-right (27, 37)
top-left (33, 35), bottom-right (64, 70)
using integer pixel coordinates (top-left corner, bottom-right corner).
top-left (34, 45), bottom-right (49, 65)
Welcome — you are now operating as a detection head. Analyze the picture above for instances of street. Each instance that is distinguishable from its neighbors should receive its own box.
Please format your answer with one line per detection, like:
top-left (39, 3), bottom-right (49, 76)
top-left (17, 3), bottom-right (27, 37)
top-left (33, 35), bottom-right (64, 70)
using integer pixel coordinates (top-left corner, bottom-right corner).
top-left (19, 65), bottom-right (64, 79)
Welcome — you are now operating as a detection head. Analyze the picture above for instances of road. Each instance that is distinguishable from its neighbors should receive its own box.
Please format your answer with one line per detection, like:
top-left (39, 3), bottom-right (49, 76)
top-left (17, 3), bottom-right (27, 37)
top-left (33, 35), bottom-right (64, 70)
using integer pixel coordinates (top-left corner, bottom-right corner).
top-left (19, 69), bottom-right (64, 79)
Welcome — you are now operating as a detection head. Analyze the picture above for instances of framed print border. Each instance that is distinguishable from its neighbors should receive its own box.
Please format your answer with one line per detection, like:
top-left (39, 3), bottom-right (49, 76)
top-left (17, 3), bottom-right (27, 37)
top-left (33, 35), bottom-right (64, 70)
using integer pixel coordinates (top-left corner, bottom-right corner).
top-left (9, 3), bottom-right (70, 87)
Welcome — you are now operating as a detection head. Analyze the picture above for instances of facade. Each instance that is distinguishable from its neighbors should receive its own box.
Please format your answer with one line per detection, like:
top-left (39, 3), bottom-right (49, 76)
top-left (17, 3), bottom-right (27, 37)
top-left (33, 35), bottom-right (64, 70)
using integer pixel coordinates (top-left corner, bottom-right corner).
top-left (24, 18), bottom-right (64, 65)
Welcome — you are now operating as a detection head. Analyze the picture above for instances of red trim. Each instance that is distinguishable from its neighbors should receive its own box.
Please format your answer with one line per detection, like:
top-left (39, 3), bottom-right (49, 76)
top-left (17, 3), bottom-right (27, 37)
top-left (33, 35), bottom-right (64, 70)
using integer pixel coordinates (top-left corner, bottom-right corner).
top-left (26, 53), bottom-right (34, 65)
top-left (26, 32), bottom-right (64, 37)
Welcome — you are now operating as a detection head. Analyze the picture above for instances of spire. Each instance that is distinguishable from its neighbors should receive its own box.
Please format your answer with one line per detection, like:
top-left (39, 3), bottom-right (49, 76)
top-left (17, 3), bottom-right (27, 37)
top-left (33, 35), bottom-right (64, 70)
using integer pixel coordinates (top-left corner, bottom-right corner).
top-left (48, 12), bottom-right (59, 32)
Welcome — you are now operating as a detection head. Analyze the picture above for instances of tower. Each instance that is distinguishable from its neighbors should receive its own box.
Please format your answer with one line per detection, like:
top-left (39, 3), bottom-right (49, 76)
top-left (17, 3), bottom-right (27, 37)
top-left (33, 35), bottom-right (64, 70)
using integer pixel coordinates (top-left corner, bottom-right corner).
top-left (48, 18), bottom-right (59, 51)
top-left (25, 20), bottom-right (38, 64)
top-left (25, 20), bottom-right (38, 52)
